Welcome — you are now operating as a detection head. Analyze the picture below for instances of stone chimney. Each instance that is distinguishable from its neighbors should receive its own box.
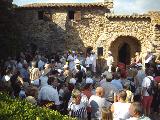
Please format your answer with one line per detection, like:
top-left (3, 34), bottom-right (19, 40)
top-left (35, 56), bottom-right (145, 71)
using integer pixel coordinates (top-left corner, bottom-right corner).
top-left (104, 0), bottom-right (113, 3)
top-left (104, 0), bottom-right (114, 9)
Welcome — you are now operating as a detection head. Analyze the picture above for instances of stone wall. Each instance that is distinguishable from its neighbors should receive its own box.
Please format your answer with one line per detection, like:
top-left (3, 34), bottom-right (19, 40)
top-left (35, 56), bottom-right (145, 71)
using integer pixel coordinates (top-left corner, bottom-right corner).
top-left (15, 8), bottom-right (108, 53)
top-left (96, 16), bottom-right (153, 64)
top-left (15, 5), bottom-right (160, 64)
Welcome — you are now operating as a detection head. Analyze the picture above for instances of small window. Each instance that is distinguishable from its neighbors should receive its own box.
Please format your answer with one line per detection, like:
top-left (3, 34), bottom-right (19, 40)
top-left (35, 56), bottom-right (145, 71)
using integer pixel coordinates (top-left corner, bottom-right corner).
top-left (74, 11), bottom-right (81, 21)
top-left (38, 11), bottom-right (44, 20)
top-left (97, 47), bottom-right (103, 57)
top-left (68, 10), bottom-right (75, 20)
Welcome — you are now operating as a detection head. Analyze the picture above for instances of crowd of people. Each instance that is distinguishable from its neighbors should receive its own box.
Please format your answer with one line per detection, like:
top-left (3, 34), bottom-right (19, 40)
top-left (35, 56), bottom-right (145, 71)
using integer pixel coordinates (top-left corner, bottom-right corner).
top-left (0, 49), bottom-right (160, 120)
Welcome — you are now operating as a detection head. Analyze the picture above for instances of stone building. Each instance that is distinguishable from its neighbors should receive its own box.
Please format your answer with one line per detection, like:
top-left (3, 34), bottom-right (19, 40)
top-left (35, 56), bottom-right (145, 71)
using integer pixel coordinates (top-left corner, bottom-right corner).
top-left (15, 1), bottom-right (160, 65)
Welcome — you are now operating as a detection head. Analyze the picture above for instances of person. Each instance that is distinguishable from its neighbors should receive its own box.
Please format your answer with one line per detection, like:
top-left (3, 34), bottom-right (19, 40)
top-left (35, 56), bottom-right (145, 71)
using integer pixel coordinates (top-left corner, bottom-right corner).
top-left (38, 76), bottom-right (60, 109)
top-left (90, 51), bottom-right (97, 74)
top-left (85, 53), bottom-right (92, 71)
top-left (111, 72), bottom-right (123, 91)
top-left (127, 102), bottom-right (151, 120)
top-left (68, 89), bottom-right (88, 120)
top-left (141, 69), bottom-right (154, 116)
top-left (81, 83), bottom-right (93, 120)
top-left (89, 87), bottom-right (111, 120)
top-left (29, 61), bottom-right (41, 83)
top-left (106, 51), bottom-right (114, 72)
top-left (101, 72), bottom-right (118, 103)
top-left (67, 51), bottom-right (74, 71)
top-left (102, 107), bottom-right (113, 120)
top-left (111, 90), bottom-right (131, 120)
top-left (134, 63), bottom-right (146, 95)
top-left (134, 52), bottom-right (142, 64)
top-left (144, 50), bottom-right (153, 69)
top-left (123, 82), bottom-right (134, 103)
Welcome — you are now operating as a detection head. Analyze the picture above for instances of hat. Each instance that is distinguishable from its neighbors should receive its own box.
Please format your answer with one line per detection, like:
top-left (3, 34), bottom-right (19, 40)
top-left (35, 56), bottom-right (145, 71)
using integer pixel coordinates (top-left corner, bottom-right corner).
top-left (86, 78), bottom-right (93, 84)
top-left (154, 76), bottom-right (160, 83)
top-left (42, 68), bottom-right (51, 76)
top-left (108, 51), bottom-right (112, 54)
top-left (74, 59), bottom-right (80, 64)
top-left (39, 76), bottom-right (48, 86)
top-left (69, 78), bottom-right (76, 85)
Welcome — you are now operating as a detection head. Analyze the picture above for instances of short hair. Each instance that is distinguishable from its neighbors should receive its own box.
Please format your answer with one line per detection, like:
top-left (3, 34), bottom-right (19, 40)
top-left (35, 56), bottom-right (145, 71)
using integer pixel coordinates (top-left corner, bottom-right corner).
top-left (131, 102), bottom-right (143, 116)
top-left (71, 89), bottom-right (81, 98)
top-left (118, 90), bottom-right (127, 101)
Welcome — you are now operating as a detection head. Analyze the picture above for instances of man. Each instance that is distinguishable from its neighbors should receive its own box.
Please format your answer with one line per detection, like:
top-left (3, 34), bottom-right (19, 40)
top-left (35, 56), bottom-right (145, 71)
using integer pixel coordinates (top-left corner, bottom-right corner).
top-left (111, 90), bottom-right (131, 120)
top-left (101, 72), bottom-right (118, 103)
top-left (38, 76), bottom-right (60, 109)
top-left (127, 102), bottom-right (151, 120)
top-left (89, 87), bottom-right (111, 120)
top-left (144, 50), bottom-right (153, 69)
top-left (111, 72), bottom-right (123, 91)
top-left (67, 51), bottom-right (74, 71)
top-left (141, 69), bottom-right (154, 116)
top-left (90, 51), bottom-right (97, 74)
top-left (29, 61), bottom-right (41, 83)
top-left (106, 51), bottom-right (114, 72)
top-left (85, 53), bottom-right (92, 71)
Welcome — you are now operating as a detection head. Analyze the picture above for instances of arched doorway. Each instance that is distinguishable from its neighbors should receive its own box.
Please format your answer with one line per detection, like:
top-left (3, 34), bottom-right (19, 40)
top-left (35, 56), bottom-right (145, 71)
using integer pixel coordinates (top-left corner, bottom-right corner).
top-left (110, 36), bottom-right (141, 65)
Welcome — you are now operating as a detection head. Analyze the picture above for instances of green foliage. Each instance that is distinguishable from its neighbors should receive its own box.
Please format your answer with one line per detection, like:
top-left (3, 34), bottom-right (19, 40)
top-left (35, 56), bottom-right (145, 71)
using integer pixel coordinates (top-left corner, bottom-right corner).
top-left (0, 92), bottom-right (76, 120)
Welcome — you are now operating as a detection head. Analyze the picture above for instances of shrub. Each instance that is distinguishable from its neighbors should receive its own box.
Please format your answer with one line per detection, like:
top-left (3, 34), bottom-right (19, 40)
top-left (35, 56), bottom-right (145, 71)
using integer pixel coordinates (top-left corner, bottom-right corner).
top-left (0, 92), bottom-right (76, 120)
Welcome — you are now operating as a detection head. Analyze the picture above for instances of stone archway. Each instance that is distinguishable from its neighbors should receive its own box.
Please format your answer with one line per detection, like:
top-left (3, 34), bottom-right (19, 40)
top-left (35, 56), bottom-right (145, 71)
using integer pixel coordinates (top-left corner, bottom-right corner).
top-left (109, 36), bottom-right (141, 65)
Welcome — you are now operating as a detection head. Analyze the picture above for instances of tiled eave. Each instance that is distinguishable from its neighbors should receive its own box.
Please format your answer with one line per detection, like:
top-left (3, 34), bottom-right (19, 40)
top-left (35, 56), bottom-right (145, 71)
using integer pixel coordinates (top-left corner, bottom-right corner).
top-left (106, 14), bottom-right (151, 19)
top-left (17, 2), bottom-right (113, 9)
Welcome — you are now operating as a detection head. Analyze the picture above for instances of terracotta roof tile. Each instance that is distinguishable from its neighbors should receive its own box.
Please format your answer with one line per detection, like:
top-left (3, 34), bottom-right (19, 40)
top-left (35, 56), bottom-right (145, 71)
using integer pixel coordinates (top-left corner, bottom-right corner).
top-left (19, 2), bottom-right (113, 9)
top-left (106, 14), bottom-right (150, 19)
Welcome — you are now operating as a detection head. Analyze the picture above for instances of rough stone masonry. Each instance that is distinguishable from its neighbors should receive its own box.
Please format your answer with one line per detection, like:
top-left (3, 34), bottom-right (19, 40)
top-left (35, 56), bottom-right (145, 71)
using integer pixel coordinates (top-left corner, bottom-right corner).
top-left (14, 1), bottom-right (160, 65)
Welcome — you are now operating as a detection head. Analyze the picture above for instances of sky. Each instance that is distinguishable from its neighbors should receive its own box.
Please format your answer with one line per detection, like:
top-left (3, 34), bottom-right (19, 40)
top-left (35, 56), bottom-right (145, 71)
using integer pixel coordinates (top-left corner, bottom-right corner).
top-left (12, 0), bottom-right (160, 14)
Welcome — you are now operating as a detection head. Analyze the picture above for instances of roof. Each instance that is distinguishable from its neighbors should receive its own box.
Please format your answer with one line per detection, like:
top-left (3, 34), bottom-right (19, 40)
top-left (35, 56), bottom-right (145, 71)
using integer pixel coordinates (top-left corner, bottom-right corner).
top-left (18, 2), bottom-right (113, 9)
top-left (106, 14), bottom-right (151, 19)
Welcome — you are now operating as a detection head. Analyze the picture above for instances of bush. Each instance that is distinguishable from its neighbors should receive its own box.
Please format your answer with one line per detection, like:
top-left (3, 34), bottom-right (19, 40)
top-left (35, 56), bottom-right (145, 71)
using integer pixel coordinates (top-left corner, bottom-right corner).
top-left (0, 92), bottom-right (76, 120)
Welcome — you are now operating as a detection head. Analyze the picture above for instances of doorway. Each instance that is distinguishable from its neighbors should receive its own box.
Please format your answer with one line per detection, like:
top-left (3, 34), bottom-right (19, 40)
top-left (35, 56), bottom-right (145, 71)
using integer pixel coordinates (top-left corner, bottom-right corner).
top-left (118, 43), bottom-right (131, 65)
top-left (110, 36), bottom-right (141, 65)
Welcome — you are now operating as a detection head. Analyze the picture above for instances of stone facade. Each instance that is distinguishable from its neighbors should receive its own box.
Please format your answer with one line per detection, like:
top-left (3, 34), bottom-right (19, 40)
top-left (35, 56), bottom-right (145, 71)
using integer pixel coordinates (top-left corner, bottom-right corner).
top-left (14, 2), bottom-right (160, 65)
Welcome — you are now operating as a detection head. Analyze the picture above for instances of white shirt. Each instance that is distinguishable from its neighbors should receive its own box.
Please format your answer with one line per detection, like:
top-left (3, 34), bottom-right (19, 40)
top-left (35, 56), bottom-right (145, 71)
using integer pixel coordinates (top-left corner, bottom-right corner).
top-left (38, 85), bottom-right (60, 105)
top-left (112, 102), bottom-right (131, 120)
top-left (141, 76), bottom-right (153, 96)
top-left (85, 56), bottom-right (92, 67)
top-left (126, 116), bottom-right (151, 120)
top-left (135, 70), bottom-right (146, 87)
top-left (67, 54), bottom-right (74, 70)
top-left (106, 56), bottom-right (114, 66)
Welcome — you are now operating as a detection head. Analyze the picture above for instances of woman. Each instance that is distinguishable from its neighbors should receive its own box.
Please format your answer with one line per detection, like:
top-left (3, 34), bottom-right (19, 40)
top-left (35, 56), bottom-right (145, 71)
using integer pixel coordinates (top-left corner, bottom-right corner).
top-left (68, 89), bottom-right (88, 120)
top-left (111, 90), bottom-right (131, 120)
